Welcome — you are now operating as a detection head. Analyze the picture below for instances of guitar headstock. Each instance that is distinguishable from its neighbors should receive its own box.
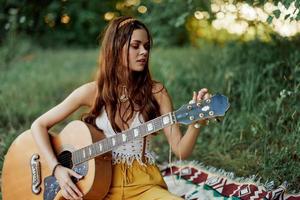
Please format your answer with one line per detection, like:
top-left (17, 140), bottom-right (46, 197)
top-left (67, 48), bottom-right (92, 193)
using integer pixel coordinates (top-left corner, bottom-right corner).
top-left (174, 93), bottom-right (230, 125)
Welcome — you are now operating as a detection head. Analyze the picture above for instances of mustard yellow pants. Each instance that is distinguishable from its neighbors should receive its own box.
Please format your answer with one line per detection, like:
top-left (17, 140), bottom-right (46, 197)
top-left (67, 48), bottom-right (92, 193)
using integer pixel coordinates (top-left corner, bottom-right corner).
top-left (104, 160), bottom-right (183, 200)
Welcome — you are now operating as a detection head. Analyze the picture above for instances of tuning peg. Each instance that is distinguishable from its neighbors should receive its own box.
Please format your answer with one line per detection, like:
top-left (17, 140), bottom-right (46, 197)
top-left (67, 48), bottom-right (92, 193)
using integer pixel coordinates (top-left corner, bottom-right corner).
top-left (199, 113), bottom-right (204, 118)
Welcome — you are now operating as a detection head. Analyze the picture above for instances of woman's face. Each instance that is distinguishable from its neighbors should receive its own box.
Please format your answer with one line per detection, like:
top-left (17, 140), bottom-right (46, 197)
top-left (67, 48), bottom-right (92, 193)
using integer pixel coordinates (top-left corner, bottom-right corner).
top-left (123, 28), bottom-right (150, 72)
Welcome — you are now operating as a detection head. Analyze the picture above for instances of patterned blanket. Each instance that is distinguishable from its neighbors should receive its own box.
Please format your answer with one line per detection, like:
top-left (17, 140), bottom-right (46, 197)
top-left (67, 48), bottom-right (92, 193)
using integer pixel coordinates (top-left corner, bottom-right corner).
top-left (161, 162), bottom-right (300, 200)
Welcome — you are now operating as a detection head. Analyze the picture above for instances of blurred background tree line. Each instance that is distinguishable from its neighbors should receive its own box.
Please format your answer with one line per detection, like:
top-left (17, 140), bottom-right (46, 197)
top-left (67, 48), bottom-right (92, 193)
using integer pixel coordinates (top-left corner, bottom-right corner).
top-left (0, 0), bottom-right (300, 195)
top-left (1, 0), bottom-right (300, 48)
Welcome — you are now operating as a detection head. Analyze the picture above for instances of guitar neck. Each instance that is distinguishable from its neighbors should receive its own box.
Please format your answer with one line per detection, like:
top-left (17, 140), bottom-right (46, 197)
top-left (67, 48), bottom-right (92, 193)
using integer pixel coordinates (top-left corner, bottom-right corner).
top-left (72, 112), bottom-right (176, 165)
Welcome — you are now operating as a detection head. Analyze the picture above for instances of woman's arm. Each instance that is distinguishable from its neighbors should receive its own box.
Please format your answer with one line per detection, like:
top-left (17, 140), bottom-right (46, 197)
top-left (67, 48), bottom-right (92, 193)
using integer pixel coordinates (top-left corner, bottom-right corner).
top-left (30, 81), bottom-right (97, 199)
top-left (31, 82), bottom-right (96, 169)
top-left (153, 83), bottom-right (210, 159)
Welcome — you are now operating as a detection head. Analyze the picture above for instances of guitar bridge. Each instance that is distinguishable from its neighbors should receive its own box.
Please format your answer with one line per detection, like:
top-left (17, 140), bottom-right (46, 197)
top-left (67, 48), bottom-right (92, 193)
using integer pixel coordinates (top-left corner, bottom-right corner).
top-left (30, 154), bottom-right (42, 194)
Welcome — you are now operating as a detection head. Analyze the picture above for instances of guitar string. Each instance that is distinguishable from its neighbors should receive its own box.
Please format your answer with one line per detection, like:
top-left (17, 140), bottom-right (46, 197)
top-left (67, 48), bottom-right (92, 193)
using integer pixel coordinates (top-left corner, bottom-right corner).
top-left (56, 124), bottom-right (152, 165)
top-left (56, 114), bottom-right (165, 165)
top-left (55, 115), bottom-right (169, 166)
top-left (56, 134), bottom-right (146, 166)
top-left (55, 99), bottom-right (214, 167)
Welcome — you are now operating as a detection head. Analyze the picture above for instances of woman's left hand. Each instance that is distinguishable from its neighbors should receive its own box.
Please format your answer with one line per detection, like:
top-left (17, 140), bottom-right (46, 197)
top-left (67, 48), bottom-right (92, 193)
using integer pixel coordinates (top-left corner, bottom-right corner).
top-left (193, 88), bottom-right (211, 102)
top-left (190, 88), bottom-right (212, 128)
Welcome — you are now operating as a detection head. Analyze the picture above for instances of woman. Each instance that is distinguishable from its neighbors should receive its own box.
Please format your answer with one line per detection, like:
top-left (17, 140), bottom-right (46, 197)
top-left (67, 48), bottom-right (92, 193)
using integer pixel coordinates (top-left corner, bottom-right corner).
top-left (31, 16), bottom-right (210, 200)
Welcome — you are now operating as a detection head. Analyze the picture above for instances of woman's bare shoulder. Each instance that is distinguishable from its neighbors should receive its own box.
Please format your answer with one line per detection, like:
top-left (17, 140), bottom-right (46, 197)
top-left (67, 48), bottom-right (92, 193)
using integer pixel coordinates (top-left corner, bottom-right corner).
top-left (73, 81), bottom-right (98, 107)
top-left (152, 81), bottom-right (171, 103)
top-left (152, 81), bottom-right (167, 94)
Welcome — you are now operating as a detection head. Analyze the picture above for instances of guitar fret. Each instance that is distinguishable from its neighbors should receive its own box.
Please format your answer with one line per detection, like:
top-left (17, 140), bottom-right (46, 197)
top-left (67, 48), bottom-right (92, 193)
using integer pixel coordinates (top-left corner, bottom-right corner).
top-left (92, 144), bottom-right (97, 156)
top-left (115, 135), bottom-right (120, 146)
top-left (99, 142), bottom-right (103, 152)
top-left (122, 133), bottom-right (127, 142)
top-left (88, 147), bottom-right (92, 156)
top-left (73, 151), bottom-right (78, 164)
top-left (155, 117), bottom-right (161, 130)
top-left (149, 120), bottom-right (155, 133)
top-left (78, 151), bottom-right (82, 163)
top-left (115, 134), bottom-right (121, 145)
top-left (141, 123), bottom-right (147, 137)
top-left (154, 118), bottom-right (158, 130)
top-left (119, 131), bottom-right (125, 144)
top-left (150, 121), bottom-right (154, 132)
top-left (125, 130), bottom-right (131, 142)
top-left (118, 135), bottom-right (122, 145)
top-left (154, 118), bottom-right (158, 131)
top-left (158, 116), bottom-right (164, 129)
top-left (82, 148), bottom-right (85, 160)
top-left (90, 146), bottom-right (93, 157)
top-left (162, 114), bottom-right (171, 128)
top-left (89, 146), bottom-right (93, 157)
top-left (88, 146), bottom-right (91, 157)
top-left (106, 138), bottom-right (111, 151)
top-left (146, 121), bottom-right (154, 132)
top-left (102, 138), bottom-right (108, 152)
top-left (95, 143), bottom-right (100, 154)
top-left (85, 147), bottom-right (90, 159)
top-left (82, 148), bottom-right (86, 159)
top-left (133, 127), bottom-right (139, 138)
top-left (129, 129), bottom-right (135, 140)
top-left (111, 137), bottom-right (116, 147)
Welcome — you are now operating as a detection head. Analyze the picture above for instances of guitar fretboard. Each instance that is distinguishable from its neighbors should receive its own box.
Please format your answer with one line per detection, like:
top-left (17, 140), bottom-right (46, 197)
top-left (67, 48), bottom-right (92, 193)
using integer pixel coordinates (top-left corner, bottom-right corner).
top-left (72, 112), bottom-right (175, 165)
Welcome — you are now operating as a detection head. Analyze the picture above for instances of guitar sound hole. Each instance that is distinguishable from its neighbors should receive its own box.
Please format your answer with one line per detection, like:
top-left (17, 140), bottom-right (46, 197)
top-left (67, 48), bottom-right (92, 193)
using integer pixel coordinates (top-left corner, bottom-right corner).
top-left (57, 151), bottom-right (73, 169)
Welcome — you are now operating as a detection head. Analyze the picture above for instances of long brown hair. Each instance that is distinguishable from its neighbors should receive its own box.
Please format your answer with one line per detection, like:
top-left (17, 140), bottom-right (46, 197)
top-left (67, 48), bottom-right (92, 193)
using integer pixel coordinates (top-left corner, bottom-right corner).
top-left (82, 16), bottom-right (161, 132)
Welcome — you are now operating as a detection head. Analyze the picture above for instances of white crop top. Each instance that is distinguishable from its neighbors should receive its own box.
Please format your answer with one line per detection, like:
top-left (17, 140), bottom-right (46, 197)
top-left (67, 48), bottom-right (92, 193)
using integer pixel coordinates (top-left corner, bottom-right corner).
top-left (95, 108), bottom-right (156, 165)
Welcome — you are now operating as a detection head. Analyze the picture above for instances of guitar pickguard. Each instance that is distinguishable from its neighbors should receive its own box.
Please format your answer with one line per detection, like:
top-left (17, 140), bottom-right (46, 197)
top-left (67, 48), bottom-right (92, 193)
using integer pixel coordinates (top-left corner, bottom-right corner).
top-left (43, 162), bottom-right (88, 200)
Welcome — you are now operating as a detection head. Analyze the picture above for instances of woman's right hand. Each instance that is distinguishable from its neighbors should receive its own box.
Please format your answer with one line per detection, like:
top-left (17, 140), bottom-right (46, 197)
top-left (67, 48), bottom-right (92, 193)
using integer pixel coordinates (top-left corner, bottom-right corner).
top-left (54, 165), bottom-right (83, 200)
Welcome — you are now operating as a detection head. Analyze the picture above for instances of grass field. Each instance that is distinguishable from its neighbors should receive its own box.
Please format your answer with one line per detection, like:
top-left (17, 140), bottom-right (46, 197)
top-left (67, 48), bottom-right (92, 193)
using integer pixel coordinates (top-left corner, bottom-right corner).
top-left (0, 39), bottom-right (299, 198)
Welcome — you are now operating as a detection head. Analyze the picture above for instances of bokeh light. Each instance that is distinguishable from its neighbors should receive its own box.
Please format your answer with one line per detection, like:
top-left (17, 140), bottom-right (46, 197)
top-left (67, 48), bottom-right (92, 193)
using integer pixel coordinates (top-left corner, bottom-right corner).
top-left (138, 5), bottom-right (147, 14)
top-left (104, 12), bottom-right (115, 21)
top-left (61, 14), bottom-right (70, 24)
top-left (202, 1), bottom-right (300, 38)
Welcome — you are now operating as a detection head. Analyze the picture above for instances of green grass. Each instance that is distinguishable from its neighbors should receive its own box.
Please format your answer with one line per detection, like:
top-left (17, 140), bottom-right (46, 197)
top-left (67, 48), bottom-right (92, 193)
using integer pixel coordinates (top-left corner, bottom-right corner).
top-left (0, 40), bottom-right (299, 198)
top-left (151, 40), bottom-right (300, 192)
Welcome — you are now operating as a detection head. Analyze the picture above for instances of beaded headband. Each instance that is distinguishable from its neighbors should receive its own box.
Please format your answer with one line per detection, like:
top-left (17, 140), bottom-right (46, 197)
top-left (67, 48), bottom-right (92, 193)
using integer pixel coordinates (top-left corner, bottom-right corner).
top-left (118, 18), bottom-right (136, 29)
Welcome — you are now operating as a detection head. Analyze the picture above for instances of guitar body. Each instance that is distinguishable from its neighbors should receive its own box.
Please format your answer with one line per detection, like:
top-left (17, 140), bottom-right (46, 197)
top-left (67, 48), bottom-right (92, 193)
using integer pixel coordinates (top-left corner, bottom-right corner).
top-left (2, 120), bottom-right (112, 200)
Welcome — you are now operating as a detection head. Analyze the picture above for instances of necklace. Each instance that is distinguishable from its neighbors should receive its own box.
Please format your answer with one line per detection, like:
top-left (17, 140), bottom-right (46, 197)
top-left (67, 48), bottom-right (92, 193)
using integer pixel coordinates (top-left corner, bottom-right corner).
top-left (119, 85), bottom-right (129, 103)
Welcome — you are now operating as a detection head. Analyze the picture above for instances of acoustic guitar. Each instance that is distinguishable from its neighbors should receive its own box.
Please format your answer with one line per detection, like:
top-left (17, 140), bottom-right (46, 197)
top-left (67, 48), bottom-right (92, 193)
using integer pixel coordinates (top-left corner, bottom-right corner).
top-left (2, 94), bottom-right (230, 200)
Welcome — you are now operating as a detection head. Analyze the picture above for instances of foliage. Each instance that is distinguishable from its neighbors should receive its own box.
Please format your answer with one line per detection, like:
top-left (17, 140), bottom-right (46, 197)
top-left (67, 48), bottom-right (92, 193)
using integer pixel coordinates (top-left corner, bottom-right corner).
top-left (0, 39), bottom-right (299, 195)
top-left (1, 0), bottom-right (299, 48)
top-left (0, 0), bottom-right (117, 47)
top-left (136, 0), bottom-right (211, 46)
top-left (1, 0), bottom-right (204, 47)
top-left (246, 0), bottom-right (300, 22)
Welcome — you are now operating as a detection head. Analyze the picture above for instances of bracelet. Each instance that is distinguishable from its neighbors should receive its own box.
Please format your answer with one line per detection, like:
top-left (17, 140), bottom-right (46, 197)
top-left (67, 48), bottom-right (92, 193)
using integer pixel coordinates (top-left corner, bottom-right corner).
top-left (52, 163), bottom-right (62, 176)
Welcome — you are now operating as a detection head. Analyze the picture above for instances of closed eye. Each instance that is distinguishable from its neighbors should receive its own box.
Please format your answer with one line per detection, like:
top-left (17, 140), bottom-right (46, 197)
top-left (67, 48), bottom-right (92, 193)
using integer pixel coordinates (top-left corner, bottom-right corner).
top-left (130, 40), bottom-right (150, 50)
top-left (131, 44), bottom-right (139, 49)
